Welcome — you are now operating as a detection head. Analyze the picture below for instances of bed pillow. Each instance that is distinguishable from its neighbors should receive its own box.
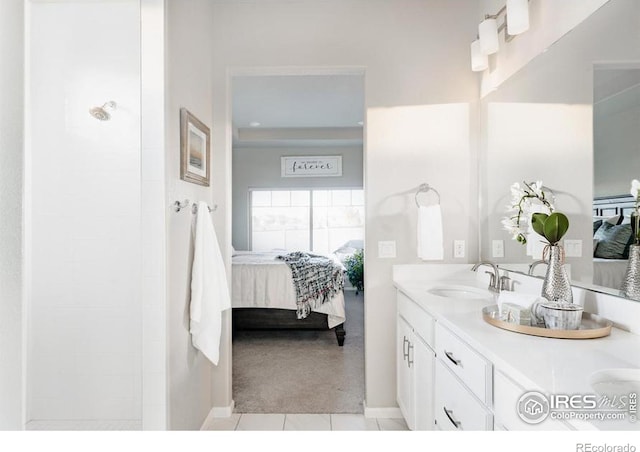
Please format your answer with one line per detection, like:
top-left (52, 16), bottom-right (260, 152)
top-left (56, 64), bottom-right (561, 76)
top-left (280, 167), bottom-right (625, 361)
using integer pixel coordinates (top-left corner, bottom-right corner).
top-left (593, 222), bottom-right (633, 259)
top-left (605, 214), bottom-right (624, 225)
top-left (593, 219), bottom-right (603, 235)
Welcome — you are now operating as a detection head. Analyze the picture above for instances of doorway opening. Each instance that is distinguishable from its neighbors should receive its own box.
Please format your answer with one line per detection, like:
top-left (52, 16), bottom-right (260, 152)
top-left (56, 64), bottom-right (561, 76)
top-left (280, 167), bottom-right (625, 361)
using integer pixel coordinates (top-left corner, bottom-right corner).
top-left (229, 70), bottom-right (365, 414)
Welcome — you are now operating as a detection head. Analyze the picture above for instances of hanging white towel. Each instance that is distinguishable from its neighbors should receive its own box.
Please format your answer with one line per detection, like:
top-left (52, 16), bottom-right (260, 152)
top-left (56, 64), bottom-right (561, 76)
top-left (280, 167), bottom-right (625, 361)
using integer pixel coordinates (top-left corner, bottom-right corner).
top-left (190, 201), bottom-right (231, 365)
top-left (417, 204), bottom-right (444, 260)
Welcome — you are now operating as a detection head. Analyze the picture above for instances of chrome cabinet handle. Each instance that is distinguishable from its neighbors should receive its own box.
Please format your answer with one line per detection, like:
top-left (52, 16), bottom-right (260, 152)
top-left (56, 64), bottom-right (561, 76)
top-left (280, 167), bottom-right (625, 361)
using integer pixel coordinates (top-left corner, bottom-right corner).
top-left (443, 407), bottom-right (461, 429)
top-left (407, 342), bottom-right (414, 368)
top-left (444, 350), bottom-right (461, 366)
top-left (403, 336), bottom-right (409, 360)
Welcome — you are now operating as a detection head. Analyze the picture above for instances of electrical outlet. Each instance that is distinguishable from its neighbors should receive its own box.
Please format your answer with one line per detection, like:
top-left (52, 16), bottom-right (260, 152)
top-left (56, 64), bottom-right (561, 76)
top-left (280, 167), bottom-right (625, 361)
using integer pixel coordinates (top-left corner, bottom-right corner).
top-left (492, 240), bottom-right (504, 258)
top-left (454, 240), bottom-right (465, 258)
top-left (564, 239), bottom-right (582, 257)
top-left (378, 240), bottom-right (396, 258)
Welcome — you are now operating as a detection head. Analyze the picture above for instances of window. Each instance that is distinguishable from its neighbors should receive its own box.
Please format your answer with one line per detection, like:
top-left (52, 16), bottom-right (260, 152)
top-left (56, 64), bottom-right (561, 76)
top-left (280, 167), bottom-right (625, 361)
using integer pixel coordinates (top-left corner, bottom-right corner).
top-left (250, 189), bottom-right (364, 255)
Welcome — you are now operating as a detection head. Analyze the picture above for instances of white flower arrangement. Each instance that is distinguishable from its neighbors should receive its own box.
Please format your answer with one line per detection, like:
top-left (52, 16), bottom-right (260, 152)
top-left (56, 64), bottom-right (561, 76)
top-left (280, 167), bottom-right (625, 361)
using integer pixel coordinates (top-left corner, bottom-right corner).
top-left (502, 181), bottom-right (554, 245)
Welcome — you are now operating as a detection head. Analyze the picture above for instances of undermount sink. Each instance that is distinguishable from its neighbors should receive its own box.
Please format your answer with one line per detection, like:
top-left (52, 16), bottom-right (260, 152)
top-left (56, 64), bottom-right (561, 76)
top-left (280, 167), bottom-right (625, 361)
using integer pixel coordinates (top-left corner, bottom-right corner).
top-left (427, 285), bottom-right (492, 300)
top-left (589, 368), bottom-right (640, 397)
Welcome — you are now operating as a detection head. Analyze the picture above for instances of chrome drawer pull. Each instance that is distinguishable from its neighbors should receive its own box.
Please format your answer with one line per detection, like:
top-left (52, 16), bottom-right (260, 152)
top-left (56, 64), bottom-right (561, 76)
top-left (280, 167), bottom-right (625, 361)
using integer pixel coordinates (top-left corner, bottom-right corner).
top-left (444, 350), bottom-right (461, 366)
top-left (407, 342), bottom-right (414, 368)
top-left (443, 407), bottom-right (461, 429)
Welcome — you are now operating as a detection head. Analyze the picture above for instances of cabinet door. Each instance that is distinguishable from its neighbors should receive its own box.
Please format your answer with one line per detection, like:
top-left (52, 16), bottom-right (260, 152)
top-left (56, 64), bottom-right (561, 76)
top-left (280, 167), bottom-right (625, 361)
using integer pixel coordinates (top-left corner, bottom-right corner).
top-left (397, 316), bottom-right (414, 430)
top-left (413, 335), bottom-right (435, 430)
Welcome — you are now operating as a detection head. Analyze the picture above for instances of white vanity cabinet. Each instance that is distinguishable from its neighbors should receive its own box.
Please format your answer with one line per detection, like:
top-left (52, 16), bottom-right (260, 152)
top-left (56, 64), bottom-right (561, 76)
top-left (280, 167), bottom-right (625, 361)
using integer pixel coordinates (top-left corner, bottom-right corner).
top-left (434, 322), bottom-right (493, 431)
top-left (396, 291), bottom-right (435, 430)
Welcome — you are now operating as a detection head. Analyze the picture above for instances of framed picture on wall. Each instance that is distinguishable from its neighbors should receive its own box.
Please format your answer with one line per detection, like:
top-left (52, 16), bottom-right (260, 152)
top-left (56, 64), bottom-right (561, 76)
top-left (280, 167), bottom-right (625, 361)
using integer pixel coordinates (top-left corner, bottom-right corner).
top-left (180, 108), bottom-right (210, 186)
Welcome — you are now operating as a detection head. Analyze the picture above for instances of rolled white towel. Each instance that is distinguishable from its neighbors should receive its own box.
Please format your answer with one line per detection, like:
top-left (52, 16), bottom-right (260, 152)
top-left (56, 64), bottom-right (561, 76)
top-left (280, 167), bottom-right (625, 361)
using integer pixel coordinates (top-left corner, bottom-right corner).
top-left (497, 291), bottom-right (545, 325)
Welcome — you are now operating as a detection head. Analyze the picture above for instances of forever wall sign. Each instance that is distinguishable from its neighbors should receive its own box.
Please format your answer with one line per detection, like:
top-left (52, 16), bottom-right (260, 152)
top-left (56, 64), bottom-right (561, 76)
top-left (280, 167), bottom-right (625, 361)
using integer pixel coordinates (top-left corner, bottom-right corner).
top-left (281, 156), bottom-right (343, 178)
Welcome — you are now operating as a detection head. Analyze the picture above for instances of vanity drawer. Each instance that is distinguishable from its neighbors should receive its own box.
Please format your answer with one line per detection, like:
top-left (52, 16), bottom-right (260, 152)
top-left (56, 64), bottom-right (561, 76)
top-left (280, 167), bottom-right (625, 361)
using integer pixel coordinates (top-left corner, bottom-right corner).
top-left (397, 291), bottom-right (435, 347)
top-left (435, 322), bottom-right (492, 405)
top-left (494, 370), bottom-right (571, 431)
top-left (434, 359), bottom-right (493, 431)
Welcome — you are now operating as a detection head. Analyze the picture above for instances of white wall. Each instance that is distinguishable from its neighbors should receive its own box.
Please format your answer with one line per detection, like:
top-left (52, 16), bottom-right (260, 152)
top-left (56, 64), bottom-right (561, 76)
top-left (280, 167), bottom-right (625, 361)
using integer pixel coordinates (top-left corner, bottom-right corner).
top-left (27, 1), bottom-right (142, 422)
top-left (232, 145), bottom-right (364, 250)
top-left (165, 0), bottom-right (225, 430)
top-left (211, 0), bottom-right (479, 411)
top-left (594, 85), bottom-right (640, 197)
top-left (478, 0), bottom-right (611, 96)
top-left (0, 0), bottom-right (24, 430)
top-left (141, 0), bottom-right (168, 430)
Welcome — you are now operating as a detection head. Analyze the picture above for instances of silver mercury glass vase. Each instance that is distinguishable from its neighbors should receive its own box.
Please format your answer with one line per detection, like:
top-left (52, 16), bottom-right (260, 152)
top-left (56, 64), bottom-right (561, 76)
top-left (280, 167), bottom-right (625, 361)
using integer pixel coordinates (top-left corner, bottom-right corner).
top-left (541, 244), bottom-right (573, 304)
top-left (620, 244), bottom-right (640, 301)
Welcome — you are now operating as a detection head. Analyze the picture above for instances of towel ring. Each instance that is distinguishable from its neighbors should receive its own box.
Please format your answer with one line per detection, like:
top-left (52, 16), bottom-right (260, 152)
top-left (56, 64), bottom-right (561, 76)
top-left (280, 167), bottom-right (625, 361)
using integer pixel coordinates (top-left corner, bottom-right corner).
top-left (415, 183), bottom-right (441, 207)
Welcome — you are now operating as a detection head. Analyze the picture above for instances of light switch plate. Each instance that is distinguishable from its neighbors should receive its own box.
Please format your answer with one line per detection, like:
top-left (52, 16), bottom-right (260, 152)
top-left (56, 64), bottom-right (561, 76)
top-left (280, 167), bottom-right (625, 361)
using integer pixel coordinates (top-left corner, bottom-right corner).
top-left (564, 239), bottom-right (582, 257)
top-left (378, 240), bottom-right (396, 258)
top-left (454, 240), bottom-right (465, 258)
top-left (492, 240), bottom-right (504, 258)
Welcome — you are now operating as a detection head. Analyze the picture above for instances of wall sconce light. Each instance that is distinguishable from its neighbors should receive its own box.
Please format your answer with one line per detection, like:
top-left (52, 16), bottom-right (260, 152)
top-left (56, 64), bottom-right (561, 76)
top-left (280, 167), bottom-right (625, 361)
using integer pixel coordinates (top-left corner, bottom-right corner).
top-left (478, 17), bottom-right (499, 55)
top-left (507, 0), bottom-right (530, 35)
top-left (470, 39), bottom-right (489, 72)
top-left (471, 0), bottom-right (530, 72)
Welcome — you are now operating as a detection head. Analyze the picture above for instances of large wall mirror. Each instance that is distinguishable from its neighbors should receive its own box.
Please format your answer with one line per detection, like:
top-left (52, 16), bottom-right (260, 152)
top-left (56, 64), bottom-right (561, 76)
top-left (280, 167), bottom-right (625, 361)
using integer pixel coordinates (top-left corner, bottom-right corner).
top-left (479, 0), bottom-right (640, 299)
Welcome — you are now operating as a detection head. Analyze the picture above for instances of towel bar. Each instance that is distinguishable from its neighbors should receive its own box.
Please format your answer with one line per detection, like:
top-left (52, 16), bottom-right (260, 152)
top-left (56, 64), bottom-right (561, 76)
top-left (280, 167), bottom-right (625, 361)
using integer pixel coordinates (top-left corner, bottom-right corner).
top-left (173, 199), bottom-right (217, 214)
top-left (415, 183), bottom-right (441, 207)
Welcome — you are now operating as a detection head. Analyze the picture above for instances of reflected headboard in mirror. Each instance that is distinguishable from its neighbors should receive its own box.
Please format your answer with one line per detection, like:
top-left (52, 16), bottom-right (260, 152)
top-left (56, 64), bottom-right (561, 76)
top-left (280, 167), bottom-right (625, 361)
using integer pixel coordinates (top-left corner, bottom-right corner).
top-left (592, 194), bottom-right (635, 290)
top-left (593, 194), bottom-right (636, 219)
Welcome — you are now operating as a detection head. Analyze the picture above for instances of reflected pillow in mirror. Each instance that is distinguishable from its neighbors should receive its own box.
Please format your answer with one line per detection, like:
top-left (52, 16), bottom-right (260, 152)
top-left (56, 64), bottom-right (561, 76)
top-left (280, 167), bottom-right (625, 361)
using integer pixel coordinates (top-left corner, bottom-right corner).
top-left (593, 219), bottom-right (603, 235)
top-left (593, 222), bottom-right (632, 259)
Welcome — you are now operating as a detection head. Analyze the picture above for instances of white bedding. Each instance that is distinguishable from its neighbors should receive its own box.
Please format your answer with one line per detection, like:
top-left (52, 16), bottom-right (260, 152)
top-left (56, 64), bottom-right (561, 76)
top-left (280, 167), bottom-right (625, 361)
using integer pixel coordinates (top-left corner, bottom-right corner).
top-left (231, 251), bottom-right (346, 329)
top-left (593, 258), bottom-right (628, 290)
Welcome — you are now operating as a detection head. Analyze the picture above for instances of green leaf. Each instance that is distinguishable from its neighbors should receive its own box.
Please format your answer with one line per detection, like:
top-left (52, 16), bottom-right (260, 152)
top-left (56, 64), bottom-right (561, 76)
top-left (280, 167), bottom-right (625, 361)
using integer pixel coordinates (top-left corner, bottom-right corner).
top-left (531, 213), bottom-right (548, 237)
top-left (543, 212), bottom-right (569, 244)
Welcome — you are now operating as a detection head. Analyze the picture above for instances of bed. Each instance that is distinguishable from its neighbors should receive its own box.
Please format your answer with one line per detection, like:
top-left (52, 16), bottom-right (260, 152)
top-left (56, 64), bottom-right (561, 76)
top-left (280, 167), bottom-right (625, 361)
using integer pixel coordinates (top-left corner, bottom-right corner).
top-left (592, 195), bottom-right (636, 289)
top-left (231, 250), bottom-right (347, 346)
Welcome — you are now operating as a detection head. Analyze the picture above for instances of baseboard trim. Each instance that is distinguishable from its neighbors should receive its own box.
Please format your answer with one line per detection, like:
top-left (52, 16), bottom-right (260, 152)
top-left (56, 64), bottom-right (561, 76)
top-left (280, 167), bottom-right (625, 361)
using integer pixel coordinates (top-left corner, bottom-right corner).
top-left (363, 400), bottom-right (403, 419)
top-left (200, 400), bottom-right (235, 430)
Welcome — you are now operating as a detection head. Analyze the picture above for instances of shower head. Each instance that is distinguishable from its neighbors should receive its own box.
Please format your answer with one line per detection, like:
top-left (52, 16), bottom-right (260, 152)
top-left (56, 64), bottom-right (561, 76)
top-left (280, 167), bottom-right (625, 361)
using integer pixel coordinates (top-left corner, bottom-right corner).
top-left (89, 101), bottom-right (117, 121)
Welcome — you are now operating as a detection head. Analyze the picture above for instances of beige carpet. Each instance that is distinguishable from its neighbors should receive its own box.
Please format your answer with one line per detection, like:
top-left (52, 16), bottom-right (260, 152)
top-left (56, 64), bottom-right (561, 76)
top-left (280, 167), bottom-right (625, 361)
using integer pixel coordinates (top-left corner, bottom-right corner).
top-left (232, 291), bottom-right (365, 414)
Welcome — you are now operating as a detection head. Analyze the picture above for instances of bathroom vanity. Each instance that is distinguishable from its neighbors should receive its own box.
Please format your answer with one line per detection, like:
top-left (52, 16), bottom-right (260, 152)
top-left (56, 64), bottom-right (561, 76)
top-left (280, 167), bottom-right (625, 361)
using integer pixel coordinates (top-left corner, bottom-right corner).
top-left (394, 264), bottom-right (640, 431)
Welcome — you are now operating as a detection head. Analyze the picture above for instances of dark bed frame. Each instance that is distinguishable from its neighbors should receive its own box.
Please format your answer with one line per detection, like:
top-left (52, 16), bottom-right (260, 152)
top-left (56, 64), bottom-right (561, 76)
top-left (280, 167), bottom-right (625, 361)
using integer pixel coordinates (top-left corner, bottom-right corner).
top-left (232, 308), bottom-right (346, 346)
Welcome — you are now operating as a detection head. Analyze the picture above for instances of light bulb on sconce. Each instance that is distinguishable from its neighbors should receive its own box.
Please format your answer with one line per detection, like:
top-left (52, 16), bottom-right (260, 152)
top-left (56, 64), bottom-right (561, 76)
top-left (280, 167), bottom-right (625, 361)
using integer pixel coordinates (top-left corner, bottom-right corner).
top-left (470, 0), bottom-right (531, 73)
top-left (470, 39), bottom-right (488, 72)
top-left (478, 17), bottom-right (499, 55)
top-left (506, 0), bottom-right (530, 35)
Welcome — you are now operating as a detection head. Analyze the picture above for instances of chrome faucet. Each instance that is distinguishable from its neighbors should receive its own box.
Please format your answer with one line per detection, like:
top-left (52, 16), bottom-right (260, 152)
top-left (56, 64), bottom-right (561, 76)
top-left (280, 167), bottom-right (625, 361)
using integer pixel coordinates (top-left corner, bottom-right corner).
top-left (471, 261), bottom-right (502, 292)
top-left (528, 259), bottom-right (548, 276)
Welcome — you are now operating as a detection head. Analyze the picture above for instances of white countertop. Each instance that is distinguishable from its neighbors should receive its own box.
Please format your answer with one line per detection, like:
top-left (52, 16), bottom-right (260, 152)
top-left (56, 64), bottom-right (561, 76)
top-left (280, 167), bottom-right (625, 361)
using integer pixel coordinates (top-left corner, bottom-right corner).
top-left (393, 266), bottom-right (640, 432)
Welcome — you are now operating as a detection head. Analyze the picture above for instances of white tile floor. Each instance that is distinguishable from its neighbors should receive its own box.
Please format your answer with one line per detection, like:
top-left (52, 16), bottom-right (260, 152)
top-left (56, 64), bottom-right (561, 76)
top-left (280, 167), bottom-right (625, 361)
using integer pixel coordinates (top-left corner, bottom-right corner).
top-left (203, 413), bottom-right (408, 431)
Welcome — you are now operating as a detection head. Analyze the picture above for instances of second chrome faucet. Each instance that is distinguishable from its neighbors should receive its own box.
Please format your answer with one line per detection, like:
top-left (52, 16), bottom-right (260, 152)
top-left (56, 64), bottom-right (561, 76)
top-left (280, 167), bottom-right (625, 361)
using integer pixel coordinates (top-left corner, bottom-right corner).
top-left (471, 261), bottom-right (512, 292)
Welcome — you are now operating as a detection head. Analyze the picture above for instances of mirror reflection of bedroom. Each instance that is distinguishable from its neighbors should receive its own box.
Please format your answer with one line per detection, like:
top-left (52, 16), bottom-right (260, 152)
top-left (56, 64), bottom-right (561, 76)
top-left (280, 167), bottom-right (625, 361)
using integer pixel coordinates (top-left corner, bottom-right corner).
top-left (230, 73), bottom-right (365, 414)
top-left (592, 65), bottom-right (640, 292)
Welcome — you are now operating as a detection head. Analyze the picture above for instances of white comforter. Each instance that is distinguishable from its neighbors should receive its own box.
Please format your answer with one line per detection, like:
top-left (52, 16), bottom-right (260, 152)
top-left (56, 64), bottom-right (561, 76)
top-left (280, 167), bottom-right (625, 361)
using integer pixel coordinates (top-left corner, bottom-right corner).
top-left (231, 251), bottom-right (346, 329)
top-left (593, 258), bottom-right (628, 290)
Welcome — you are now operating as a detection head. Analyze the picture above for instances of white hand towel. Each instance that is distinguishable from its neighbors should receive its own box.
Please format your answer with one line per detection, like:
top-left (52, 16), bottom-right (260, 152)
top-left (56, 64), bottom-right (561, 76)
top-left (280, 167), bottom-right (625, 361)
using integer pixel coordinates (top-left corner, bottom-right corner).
top-left (497, 291), bottom-right (541, 310)
top-left (190, 201), bottom-right (231, 365)
top-left (417, 205), bottom-right (444, 260)
top-left (497, 291), bottom-right (545, 324)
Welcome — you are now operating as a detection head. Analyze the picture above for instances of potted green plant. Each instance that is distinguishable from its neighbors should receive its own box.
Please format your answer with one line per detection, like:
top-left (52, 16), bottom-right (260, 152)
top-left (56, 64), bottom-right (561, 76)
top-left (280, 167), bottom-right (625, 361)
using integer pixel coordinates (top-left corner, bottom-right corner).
top-left (344, 249), bottom-right (364, 294)
top-left (502, 181), bottom-right (573, 304)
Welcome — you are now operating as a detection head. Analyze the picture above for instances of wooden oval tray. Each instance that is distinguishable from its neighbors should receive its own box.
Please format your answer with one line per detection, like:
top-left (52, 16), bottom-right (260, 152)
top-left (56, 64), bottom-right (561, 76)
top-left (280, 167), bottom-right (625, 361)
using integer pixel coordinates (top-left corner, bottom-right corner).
top-left (482, 305), bottom-right (612, 339)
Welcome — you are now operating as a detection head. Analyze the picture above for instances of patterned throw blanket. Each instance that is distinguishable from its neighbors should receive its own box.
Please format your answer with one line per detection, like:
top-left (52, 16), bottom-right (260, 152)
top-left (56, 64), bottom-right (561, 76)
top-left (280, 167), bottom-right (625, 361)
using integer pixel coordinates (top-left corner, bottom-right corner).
top-left (277, 252), bottom-right (345, 320)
